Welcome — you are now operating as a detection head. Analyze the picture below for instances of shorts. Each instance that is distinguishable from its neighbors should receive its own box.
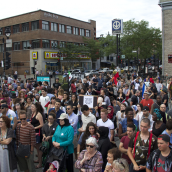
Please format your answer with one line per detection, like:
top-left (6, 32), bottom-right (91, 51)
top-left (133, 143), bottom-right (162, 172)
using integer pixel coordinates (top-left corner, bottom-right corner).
top-left (73, 134), bottom-right (78, 148)
top-left (36, 135), bottom-right (41, 143)
top-left (17, 152), bottom-right (35, 172)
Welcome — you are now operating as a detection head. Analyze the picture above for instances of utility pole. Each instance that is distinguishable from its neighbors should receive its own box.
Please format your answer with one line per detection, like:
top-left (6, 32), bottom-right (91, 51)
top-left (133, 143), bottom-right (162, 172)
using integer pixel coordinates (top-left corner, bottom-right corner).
top-left (116, 34), bottom-right (118, 66)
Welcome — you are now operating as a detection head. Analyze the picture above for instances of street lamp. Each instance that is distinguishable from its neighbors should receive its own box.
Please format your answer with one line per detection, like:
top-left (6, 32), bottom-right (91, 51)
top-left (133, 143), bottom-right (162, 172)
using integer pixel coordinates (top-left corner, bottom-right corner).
top-left (0, 27), bottom-right (11, 78)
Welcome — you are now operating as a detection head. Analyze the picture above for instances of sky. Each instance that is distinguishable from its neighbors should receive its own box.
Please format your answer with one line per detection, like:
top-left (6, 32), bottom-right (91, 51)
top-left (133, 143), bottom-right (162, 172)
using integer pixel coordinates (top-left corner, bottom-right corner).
top-left (0, 0), bottom-right (162, 37)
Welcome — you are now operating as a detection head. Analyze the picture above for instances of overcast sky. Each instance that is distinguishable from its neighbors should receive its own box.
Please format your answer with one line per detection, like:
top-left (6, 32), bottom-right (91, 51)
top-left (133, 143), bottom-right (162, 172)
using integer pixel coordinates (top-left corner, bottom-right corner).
top-left (0, 0), bottom-right (161, 37)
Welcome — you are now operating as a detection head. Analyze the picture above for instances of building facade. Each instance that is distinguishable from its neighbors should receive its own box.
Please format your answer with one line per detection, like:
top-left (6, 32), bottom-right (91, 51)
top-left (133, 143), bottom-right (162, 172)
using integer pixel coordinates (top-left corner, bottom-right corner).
top-left (159, 0), bottom-right (172, 75)
top-left (0, 10), bottom-right (96, 76)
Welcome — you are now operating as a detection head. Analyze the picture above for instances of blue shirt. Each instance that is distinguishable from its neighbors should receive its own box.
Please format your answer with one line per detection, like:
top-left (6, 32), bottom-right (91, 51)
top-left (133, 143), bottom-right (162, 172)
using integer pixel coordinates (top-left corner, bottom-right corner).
top-left (120, 118), bottom-right (138, 133)
top-left (98, 78), bottom-right (104, 88)
top-left (67, 112), bottom-right (78, 135)
top-left (52, 125), bottom-right (74, 154)
top-left (48, 108), bottom-right (64, 124)
top-left (162, 130), bottom-right (172, 148)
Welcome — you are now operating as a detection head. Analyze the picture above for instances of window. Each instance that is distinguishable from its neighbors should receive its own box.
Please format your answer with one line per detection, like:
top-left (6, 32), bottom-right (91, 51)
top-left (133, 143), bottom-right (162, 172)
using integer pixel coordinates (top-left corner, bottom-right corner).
top-left (42, 21), bottom-right (49, 30)
top-left (67, 26), bottom-right (72, 34)
top-left (22, 22), bottom-right (29, 32)
top-left (0, 44), bottom-right (3, 52)
top-left (32, 40), bottom-right (40, 48)
top-left (60, 41), bottom-right (65, 47)
top-left (86, 30), bottom-right (90, 37)
top-left (51, 41), bottom-right (58, 49)
top-left (13, 25), bottom-right (19, 33)
top-left (42, 40), bottom-right (50, 48)
top-left (80, 28), bottom-right (85, 36)
top-left (32, 21), bottom-right (39, 30)
top-left (59, 24), bottom-right (65, 33)
top-left (22, 41), bottom-right (30, 49)
top-left (74, 43), bottom-right (79, 46)
top-left (73, 27), bottom-right (79, 35)
top-left (51, 23), bottom-right (57, 32)
top-left (13, 42), bottom-right (20, 50)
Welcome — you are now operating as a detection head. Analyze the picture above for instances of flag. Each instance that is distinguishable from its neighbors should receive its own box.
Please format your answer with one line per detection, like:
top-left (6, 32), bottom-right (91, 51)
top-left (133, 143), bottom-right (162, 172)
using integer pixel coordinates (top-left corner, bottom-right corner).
top-left (44, 101), bottom-right (50, 111)
top-left (113, 72), bottom-right (119, 85)
top-left (68, 71), bottom-right (72, 81)
top-left (142, 83), bottom-right (146, 99)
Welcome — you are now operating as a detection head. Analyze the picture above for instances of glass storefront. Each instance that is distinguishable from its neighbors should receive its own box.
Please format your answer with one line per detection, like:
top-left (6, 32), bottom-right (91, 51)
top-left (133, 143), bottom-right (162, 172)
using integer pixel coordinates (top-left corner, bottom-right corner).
top-left (61, 61), bottom-right (91, 70)
top-left (46, 62), bottom-right (60, 73)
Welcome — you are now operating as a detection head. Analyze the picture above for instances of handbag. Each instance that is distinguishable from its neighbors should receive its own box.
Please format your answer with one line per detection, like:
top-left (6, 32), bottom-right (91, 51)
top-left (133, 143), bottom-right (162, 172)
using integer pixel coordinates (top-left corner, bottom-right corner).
top-left (16, 125), bottom-right (30, 158)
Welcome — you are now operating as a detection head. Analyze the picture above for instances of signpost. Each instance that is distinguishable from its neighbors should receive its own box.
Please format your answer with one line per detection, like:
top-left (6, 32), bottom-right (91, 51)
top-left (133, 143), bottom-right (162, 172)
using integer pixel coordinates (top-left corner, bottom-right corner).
top-left (121, 55), bottom-right (125, 59)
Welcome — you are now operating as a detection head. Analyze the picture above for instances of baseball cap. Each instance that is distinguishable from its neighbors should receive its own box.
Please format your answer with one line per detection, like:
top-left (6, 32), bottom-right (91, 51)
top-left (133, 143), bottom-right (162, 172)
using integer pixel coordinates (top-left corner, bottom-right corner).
top-left (143, 106), bottom-right (149, 111)
top-left (58, 113), bottom-right (68, 120)
top-left (158, 134), bottom-right (170, 143)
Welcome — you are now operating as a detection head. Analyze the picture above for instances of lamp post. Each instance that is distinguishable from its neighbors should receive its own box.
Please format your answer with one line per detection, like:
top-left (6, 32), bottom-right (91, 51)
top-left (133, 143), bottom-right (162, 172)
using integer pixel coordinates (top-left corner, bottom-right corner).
top-left (0, 27), bottom-right (11, 78)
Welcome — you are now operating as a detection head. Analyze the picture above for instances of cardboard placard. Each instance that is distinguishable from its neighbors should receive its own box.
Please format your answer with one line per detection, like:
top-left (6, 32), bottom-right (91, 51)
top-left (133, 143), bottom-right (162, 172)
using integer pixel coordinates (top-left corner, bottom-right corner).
top-left (79, 95), bottom-right (97, 108)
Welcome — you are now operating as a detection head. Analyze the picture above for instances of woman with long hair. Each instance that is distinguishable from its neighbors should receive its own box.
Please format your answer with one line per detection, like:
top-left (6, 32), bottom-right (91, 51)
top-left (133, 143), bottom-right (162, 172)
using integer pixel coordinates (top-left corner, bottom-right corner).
top-left (69, 93), bottom-right (78, 114)
top-left (117, 88), bottom-right (126, 103)
top-left (47, 97), bottom-right (56, 114)
top-left (57, 89), bottom-right (64, 101)
top-left (31, 102), bottom-right (44, 169)
top-left (61, 92), bottom-right (70, 107)
top-left (77, 122), bottom-right (98, 156)
top-left (18, 91), bottom-right (25, 105)
top-left (25, 96), bottom-right (32, 121)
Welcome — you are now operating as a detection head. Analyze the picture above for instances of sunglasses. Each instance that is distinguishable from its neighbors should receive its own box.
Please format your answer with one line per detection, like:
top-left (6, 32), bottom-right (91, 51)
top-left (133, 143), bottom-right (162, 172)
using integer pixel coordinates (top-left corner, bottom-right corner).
top-left (86, 144), bottom-right (94, 148)
top-left (66, 108), bottom-right (71, 110)
top-left (117, 159), bottom-right (125, 168)
top-left (1, 107), bottom-right (5, 109)
top-left (107, 109), bottom-right (111, 110)
top-left (20, 118), bottom-right (26, 121)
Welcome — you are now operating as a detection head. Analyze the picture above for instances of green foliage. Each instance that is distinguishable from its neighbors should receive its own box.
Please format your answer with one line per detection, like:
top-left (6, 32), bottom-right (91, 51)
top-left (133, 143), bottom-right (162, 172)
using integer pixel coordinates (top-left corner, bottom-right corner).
top-left (120, 19), bottom-right (162, 60)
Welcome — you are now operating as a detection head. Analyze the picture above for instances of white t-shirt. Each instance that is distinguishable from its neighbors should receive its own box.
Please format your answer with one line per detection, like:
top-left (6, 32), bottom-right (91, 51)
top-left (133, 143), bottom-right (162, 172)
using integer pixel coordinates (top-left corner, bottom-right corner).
top-left (81, 112), bottom-right (96, 131)
top-left (8, 77), bottom-right (13, 84)
top-left (116, 111), bottom-right (126, 129)
top-left (39, 95), bottom-right (50, 114)
top-left (97, 118), bottom-right (114, 139)
top-left (156, 83), bottom-right (162, 92)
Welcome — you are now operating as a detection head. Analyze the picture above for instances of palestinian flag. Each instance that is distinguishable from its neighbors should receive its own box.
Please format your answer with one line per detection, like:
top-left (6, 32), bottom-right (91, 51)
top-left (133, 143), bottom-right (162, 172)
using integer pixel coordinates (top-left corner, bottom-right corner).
top-left (44, 101), bottom-right (50, 110)
top-left (68, 71), bottom-right (72, 81)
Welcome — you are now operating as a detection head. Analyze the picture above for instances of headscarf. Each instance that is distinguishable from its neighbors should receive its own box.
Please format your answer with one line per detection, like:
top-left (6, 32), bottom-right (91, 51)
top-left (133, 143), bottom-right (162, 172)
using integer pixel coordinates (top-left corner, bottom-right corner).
top-left (154, 108), bottom-right (162, 120)
top-left (98, 126), bottom-right (109, 140)
top-left (107, 106), bottom-right (114, 119)
top-left (59, 118), bottom-right (70, 128)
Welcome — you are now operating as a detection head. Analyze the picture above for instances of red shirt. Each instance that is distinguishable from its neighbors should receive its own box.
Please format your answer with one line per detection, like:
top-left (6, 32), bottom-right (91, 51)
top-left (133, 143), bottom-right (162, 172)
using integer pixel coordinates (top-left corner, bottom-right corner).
top-left (120, 136), bottom-right (131, 164)
top-left (140, 98), bottom-right (154, 112)
top-left (71, 83), bottom-right (76, 93)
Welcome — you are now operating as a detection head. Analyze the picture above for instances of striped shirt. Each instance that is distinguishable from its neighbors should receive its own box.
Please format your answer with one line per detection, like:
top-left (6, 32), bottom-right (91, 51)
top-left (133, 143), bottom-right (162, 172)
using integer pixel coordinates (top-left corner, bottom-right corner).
top-left (75, 150), bottom-right (103, 172)
top-left (16, 123), bottom-right (36, 146)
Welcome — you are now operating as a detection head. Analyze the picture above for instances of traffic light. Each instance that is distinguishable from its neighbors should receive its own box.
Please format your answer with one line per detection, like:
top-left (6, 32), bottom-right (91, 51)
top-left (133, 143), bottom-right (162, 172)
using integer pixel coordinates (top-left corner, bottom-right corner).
top-left (57, 59), bottom-right (60, 66)
top-left (31, 67), bottom-right (36, 74)
top-left (5, 52), bottom-right (11, 70)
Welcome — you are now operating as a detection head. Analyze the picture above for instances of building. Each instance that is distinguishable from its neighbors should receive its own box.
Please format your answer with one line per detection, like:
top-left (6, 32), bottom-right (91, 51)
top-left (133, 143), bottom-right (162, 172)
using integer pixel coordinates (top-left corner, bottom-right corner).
top-left (159, 0), bottom-right (172, 75)
top-left (0, 10), bottom-right (96, 77)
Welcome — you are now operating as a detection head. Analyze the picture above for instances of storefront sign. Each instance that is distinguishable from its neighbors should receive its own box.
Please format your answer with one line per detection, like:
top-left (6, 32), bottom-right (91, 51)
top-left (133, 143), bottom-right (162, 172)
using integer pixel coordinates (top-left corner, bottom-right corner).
top-left (44, 52), bottom-right (90, 60)
top-left (36, 76), bottom-right (51, 86)
top-left (44, 12), bottom-right (58, 19)
top-left (32, 52), bottom-right (38, 59)
top-left (168, 54), bottom-right (172, 63)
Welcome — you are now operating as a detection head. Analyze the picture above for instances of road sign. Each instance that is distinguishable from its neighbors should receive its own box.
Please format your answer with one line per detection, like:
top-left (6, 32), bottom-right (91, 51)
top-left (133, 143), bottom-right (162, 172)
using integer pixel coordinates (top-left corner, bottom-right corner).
top-left (121, 55), bottom-right (125, 59)
top-left (6, 39), bottom-right (12, 47)
top-left (112, 19), bottom-right (123, 35)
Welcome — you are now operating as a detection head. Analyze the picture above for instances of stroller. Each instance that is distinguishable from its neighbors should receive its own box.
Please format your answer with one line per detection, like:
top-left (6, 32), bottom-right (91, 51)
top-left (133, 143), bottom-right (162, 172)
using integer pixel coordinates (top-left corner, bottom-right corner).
top-left (43, 147), bottom-right (68, 172)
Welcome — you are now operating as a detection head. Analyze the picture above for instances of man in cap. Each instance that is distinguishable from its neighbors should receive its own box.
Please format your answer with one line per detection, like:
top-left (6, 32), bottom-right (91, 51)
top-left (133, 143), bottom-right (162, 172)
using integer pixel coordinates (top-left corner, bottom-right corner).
top-left (146, 134), bottom-right (172, 172)
top-left (140, 91), bottom-right (154, 112)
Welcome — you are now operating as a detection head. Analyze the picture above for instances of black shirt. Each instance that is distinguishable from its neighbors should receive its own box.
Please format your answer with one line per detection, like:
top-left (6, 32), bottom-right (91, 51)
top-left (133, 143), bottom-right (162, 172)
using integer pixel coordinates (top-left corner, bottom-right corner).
top-left (162, 94), bottom-right (168, 107)
top-left (131, 95), bottom-right (138, 105)
top-left (152, 122), bottom-right (166, 137)
top-left (53, 83), bottom-right (61, 89)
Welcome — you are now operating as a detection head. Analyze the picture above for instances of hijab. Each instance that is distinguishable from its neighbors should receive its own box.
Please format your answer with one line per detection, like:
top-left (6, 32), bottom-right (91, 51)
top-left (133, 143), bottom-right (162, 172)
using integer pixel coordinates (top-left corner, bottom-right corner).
top-left (98, 126), bottom-right (109, 141)
top-left (59, 118), bottom-right (70, 129)
top-left (107, 106), bottom-right (114, 119)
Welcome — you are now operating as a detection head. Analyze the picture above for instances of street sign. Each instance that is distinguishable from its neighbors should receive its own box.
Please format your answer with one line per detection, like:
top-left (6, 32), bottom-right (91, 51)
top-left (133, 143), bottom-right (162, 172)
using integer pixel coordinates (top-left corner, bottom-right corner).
top-left (121, 55), bottom-right (125, 59)
top-left (6, 39), bottom-right (12, 47)
top-left (112, 19), bottom-right (123, 35)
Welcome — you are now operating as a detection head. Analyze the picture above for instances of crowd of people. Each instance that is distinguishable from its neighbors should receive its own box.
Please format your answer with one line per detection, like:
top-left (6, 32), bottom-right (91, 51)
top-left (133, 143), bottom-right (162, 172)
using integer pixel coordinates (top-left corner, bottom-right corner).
top-left (0, 72), bottom-right (172, 172)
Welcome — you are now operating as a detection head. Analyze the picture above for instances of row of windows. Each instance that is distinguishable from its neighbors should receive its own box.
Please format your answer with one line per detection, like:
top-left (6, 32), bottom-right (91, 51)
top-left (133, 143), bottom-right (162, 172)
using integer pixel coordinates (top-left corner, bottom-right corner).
top-left (0, 40), bottom-right (86, 51)
top-left (1, 20), bottom-right (91, 37)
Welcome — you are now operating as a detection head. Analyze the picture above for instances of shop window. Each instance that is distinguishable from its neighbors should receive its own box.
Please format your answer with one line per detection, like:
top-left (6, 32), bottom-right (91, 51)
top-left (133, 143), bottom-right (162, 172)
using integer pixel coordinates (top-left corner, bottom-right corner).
top-left (80, 28), bottom-right (85, 36)
top-left (51, 23), bottom-right (57, 31)
top-left (59, 24), bottom-right (65, 33)
top-left (60, 41), bottom-right (65, 48)
top-left (13, 42), bottom-right (20, 50)
top-left (42, 40), bottom-right (50, 48)
top-left (67, 26), bottom-right (72, 34)
top-left (22, 22), bottom-right (29, 32)
top-left (13, 25), bottom-right (19, 33)
top-left (32, 40), bottom-right (40, 48)
top-left (42, 21), bottom-right (49, 30)
top-left (32, 21), bottom-right (39, 30)
top-left (23, 41), bottom-right (30, 49)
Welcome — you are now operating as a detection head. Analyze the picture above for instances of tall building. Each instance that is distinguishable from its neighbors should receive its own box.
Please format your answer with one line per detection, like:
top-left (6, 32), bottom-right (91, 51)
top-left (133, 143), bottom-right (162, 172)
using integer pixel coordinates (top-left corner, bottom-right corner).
top-left (159, 0), bottom-right (172, 75)
top-left (0, 10), bottom-right (96, 76)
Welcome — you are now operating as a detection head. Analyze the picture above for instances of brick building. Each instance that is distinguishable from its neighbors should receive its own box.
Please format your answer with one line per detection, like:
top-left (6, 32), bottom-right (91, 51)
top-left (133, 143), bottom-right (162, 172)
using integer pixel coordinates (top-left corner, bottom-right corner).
top-left (0, 10), bottom-right (96, 76)
top-left (159, 0), bottom-right (172, 75)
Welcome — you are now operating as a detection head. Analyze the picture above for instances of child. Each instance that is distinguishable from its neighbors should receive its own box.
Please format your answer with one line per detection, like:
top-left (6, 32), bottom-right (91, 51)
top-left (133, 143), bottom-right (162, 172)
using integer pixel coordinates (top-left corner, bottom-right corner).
top-left (46, 161), bottom-right (59, 172)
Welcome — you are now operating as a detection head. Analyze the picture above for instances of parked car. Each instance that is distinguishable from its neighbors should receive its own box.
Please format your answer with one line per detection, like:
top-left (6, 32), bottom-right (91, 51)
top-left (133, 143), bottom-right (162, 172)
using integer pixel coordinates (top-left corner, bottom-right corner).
top-left (123, 66), bottom-right (133, 72)
top-left (71, 69), bottom-right (82, 73)
top-left (99, 68), bottom-right (113, 74)
top-left (85, 70), bottom-right (99, 76)
top-left (75, 67), bottom-right (84, 72)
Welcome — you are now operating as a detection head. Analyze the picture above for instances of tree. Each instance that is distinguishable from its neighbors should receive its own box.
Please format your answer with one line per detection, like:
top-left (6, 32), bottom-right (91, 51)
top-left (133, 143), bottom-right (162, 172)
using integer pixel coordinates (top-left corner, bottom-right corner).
top-left (120, 19), bottom-right (162, 68)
